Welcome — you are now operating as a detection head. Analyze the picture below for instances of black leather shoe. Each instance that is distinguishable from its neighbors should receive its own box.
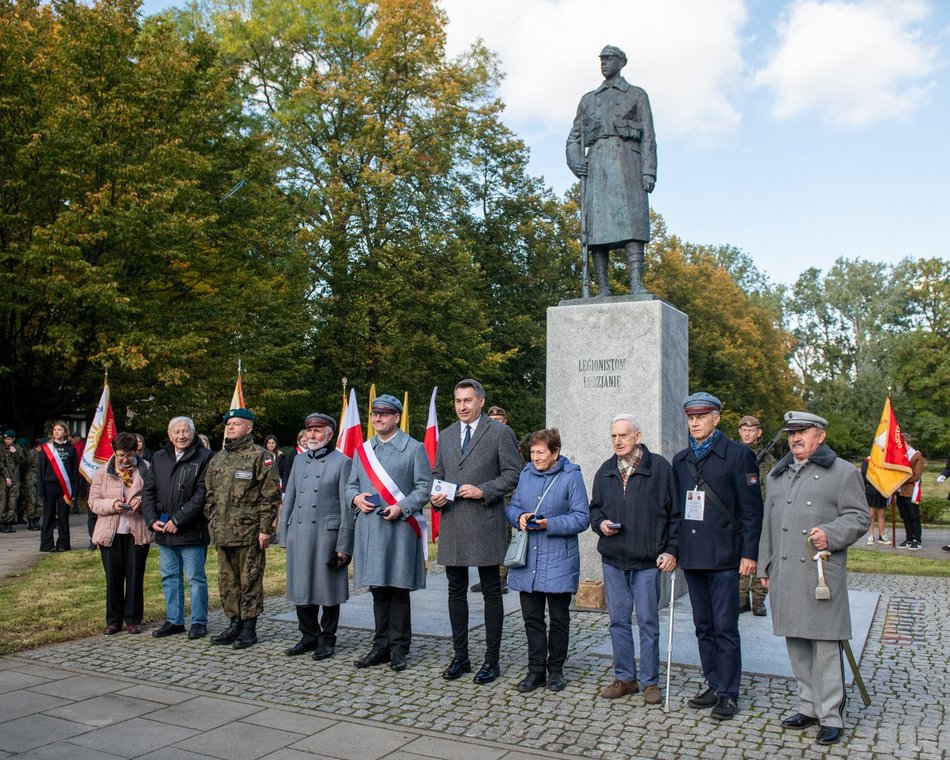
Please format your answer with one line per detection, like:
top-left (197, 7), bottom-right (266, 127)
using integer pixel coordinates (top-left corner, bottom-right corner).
top-left (546, 673), bottom-right (567, 692)
top-left (473, 661), bottom-right (500, 685)
top-left (188, 624), bottom-right (207, 640)
top-left (516, 673), bottom-right (546, 693)
top-left (442, 657), bottom-right (472, 680)
top-left (711, 697), bottom-right (738, 720)
top-left (312, 645), bottom-right (335, 661)
top-left (782, 712), bottom-right (819, 729)
top-left (390, 652), bottom-right (408, 671)
top-left (687, 687), bottom-right (718, 708)
top-left (152, 621), bottom-right (186, 638)
top-left (816, 726), bottom-right (842, 745)
top-left (285, 639), bottom-right (318, 656)
top-left (752, 605), bottom-right (767, 616)
top-left (353, 648), bottom-right (390, 668)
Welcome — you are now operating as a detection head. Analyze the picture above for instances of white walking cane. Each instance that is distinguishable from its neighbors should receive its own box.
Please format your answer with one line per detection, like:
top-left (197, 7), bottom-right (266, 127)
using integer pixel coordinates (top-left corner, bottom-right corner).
top-left (664, 570), bottom-right (676, 712)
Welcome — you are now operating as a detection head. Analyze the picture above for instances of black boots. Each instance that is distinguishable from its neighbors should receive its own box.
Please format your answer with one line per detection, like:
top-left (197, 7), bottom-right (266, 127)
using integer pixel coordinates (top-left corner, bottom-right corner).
top-left (211, 616), bottom-right (242, 645)
top-left (232, 617), bottom-right (258, 649)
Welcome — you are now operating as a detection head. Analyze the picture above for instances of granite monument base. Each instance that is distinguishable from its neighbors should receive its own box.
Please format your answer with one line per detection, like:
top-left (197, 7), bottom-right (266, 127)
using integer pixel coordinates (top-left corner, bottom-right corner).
top-left (546, 299), bottom-right (689, 587)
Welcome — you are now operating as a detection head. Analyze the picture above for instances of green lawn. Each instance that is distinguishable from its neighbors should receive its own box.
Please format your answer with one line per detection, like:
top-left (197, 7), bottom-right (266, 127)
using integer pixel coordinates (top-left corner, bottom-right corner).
top-left (848, 547), bottom-right (950, 577)
top-left (0, 545), bottom-right (286, 656)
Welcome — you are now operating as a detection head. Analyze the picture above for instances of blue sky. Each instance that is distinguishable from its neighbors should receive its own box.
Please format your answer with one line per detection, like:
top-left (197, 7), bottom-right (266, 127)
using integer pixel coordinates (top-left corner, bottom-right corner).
top-left (139, 0), bottom-right (949, 286)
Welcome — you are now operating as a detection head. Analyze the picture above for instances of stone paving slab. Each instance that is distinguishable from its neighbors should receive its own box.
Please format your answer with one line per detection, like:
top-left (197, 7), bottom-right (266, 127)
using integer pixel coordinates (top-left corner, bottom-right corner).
top-left (2, 571), bottom-right (948, 759)
top-left (64, 716), bottom-right (200, 757)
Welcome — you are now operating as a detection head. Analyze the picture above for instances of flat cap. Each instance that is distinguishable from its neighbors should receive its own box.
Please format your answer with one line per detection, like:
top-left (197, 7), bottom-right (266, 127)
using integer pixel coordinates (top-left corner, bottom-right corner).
top-left (782, 411), bottom-right (827, 432)
top-left (372, 394), bottom-right (403, 413)
top-left (599, 45), bottom-right (627, 64)
top-left (223, 407), bottom-right (255, 422)
top-left (304, 412), bottom-right (336, 431)
top-left (738, 415), bottom-right (761, 429)
top-left (683, 392), bottom-right (721, 415)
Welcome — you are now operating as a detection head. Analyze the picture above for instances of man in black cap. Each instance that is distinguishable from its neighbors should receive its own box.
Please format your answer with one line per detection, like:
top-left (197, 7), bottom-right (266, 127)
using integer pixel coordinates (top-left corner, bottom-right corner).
top-left (566, 44), bottom-right (657, 296)
top-left (758, 411), bottom-right (869, 746)
top-left (280, 412), bottom-right (353, 661)
top-left (204, 408), bottom-right (281, 649)
top-left (672, 392), bottom-right (763, 720)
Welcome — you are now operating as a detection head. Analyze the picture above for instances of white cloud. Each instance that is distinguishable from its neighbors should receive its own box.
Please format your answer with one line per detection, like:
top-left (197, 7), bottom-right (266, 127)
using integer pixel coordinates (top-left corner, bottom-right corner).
top-left (754, 0), bottom-right (942, 126)
top-left (439, 0), bottom-right (749, 140)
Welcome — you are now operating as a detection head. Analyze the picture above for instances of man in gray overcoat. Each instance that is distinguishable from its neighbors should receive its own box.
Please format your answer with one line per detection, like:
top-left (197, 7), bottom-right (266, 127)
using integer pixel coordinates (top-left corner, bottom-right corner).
top-left (566, 44), bottom-right (657, 296)
top-left (758, 411), bottom-right (870, 747)
top-left (431, 379), bottom-right (522, 685)
top-left (345, 394), bottom-right (432, 672)
top-left (279, 412), bottom-right (353, 661)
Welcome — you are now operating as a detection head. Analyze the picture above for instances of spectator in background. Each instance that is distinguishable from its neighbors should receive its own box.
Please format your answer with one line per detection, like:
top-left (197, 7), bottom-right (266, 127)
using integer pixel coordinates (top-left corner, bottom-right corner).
top-left (896, 435), bottom-right (926, 550)
top-left (134, 433), bottom-right (153, 464)
top-left (37, 421), bottom-right (78, 552)
top-left (860, 458), bottom-right (891, 545)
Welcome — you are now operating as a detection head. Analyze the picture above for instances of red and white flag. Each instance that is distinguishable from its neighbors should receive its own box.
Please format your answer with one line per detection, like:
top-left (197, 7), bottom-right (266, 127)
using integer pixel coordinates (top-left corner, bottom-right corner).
top-left (423, 386), bottom-right (440, 539)
top-left (866, 397), bottom-right (913, 498)
top-left (80, 377), bottom-right (117, 483)
top-left (337, 387), bottom-right (364, 458)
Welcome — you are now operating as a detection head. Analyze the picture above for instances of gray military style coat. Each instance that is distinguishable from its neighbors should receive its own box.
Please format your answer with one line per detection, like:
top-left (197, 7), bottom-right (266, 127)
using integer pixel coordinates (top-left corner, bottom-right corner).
top-left (434, 414), bottom-right (522, 567)
top-left (758, 444), bottom-right (870, 640)
top-left (345, 431), bottom-right (432, 591)
top-left (278, 446), bottom-right (353, 607)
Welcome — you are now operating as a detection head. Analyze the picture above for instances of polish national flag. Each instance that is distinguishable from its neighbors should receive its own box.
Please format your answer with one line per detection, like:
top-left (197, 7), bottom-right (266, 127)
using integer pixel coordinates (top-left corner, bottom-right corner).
top-left (337, 388), bottom-right (364, 458)
top-left (423, 386), bottom-right (440, 539)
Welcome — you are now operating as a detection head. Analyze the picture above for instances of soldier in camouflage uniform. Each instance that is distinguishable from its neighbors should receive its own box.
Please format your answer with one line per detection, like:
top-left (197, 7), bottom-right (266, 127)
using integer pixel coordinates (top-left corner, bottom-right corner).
top-left (204, 408), bottom-right (280, 649)
top-left (0, 430), bottom-right (21, 533)
top-left (19, 439), bottom-right (42, 530)
top-left (737, 416), bottom-right (775, 616)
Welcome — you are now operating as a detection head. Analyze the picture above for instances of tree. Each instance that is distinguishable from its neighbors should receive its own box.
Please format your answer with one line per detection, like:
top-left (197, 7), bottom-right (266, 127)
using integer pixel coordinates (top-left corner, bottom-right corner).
top-left (0, 0), bottom-right (306, 437)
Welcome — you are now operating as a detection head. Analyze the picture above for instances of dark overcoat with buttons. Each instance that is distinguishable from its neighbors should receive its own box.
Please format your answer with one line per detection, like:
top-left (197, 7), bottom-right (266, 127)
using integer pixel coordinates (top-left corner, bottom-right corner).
top-left (279, 447), bottom-right (353, 606)
top-left (433, 414), bottom-right (522, 567)
top-left (758, 444), bottom-right (869, 640)
top-left (672, 433), bottom-right (763, 570)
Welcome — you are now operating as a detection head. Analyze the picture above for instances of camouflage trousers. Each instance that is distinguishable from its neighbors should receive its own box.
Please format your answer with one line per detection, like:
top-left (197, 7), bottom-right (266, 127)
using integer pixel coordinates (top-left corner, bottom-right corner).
top-left (216, 544), bottom-right (266, 620)
top-left (739, 571), bottom-right (767, 607)
top-left (18, 486), bottom-right (41, 520)
top-left (0, 481), bottom-right (18, 523)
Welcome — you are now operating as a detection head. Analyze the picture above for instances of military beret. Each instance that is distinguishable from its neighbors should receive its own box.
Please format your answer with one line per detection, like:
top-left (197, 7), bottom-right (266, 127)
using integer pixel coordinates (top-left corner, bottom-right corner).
top-left (782, 411), bottom-right (827, 432)
top-left (487, 406), bottom-right (508, 419)
top-left (683, 392), bottom-right (721, 415)
top-left (738, 415), bottom-right (761, 429)
top-left (222, 407), bottom-right (255, 422)
top-left (16, 437), bottom-right (27, 446)
top-left (3, 429), bottom-right (14, 438)
top-left (599, 45), bottom-right (627, 65)
top-left (371, 394), bottom-right (402, 413)
top-left (304, 412), bottom-right (336, 431)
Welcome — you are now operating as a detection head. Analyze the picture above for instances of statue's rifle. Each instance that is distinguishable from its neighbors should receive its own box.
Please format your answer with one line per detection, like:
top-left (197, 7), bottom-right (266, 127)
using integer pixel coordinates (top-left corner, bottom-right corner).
top-left (580, 125), bottom-right (591, 299)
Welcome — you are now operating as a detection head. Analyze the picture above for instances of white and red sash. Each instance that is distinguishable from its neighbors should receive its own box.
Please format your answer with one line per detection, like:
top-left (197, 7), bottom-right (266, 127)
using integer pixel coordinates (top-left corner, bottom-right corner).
top-left (357, 439), bottom-right (428, 555)
top-left (43, 442), bottom-right (73, 505)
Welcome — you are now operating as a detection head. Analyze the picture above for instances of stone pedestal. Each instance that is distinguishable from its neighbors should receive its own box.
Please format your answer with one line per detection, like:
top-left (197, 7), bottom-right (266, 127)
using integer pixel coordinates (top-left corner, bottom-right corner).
top-left (546, 299), bottom-right (689, 587)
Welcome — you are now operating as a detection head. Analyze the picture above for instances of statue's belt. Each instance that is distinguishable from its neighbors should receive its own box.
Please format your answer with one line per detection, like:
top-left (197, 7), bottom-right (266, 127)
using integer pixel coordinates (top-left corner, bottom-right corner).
top-left (585, 121), bottom-right (642, 144)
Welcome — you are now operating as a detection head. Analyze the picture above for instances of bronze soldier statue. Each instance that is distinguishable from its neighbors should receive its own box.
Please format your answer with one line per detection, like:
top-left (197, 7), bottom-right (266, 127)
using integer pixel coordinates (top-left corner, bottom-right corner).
top-left (567, 45), bottom-right (657, 297)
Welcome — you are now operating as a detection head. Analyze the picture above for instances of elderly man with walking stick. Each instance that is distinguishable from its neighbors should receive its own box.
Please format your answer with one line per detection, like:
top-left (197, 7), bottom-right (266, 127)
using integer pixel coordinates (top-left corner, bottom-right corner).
top-left (589, 414), bottom-right (679, 705)
top-left (758, 411), bottom-right (870, 746)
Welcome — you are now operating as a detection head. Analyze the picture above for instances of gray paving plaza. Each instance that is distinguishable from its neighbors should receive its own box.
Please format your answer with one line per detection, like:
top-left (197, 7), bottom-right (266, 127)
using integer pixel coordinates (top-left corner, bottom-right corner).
top-left (1, 554), bottom-right (948, 759)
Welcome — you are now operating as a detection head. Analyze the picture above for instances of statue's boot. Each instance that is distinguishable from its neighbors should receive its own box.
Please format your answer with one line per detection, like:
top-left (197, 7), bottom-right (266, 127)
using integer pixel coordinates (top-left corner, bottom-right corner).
top-left (625, 243), bottom-right (647, 295)
top-left (592, 250), bottom-right (612, 297)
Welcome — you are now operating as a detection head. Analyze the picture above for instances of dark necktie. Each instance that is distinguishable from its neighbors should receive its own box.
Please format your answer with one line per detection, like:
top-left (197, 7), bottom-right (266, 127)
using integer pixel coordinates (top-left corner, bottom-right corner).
top-left (461, 424), bottom-right (472, 454)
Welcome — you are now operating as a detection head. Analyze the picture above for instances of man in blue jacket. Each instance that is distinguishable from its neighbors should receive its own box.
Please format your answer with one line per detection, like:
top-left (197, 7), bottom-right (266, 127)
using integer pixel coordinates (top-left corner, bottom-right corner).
top-left (672, 393), bottom-right (762, 720)
top-left (590, 414), bottom-right (679, 706)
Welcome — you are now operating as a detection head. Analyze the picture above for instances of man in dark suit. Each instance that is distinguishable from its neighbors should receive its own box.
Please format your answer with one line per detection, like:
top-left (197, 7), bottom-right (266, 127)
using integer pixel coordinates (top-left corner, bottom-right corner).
top-left (431, 379), bottom-right (522, 684)
top-left (672, 392), bottom-right (762, 721)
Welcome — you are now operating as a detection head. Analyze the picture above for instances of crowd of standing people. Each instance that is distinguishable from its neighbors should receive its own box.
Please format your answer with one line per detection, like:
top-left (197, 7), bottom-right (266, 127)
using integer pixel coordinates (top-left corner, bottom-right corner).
top-left (1, 378), bottom-right (943, 749)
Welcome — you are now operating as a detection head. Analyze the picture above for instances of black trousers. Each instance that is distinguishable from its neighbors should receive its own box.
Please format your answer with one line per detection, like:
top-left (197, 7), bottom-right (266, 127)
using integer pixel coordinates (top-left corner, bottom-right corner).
top-left (100, 533), bottom-right (150, 626)
top-left (446, 565), bottom-right (503, 664)
top-left (896, 495), bottom-right (922, 542)
top-left (40, 494), bottom-right (71, 552)
top-left (371, 586), bottom-right (411, 655)
top-left (520, 591), bottom-right (571, 676)
top-left (296, 604), bottom-right (340, 647)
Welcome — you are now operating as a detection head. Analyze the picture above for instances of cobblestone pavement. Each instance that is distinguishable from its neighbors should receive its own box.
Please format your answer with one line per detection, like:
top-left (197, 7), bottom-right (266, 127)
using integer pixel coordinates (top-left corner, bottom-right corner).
top-left (14, 570), bottom-right (948, 760)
